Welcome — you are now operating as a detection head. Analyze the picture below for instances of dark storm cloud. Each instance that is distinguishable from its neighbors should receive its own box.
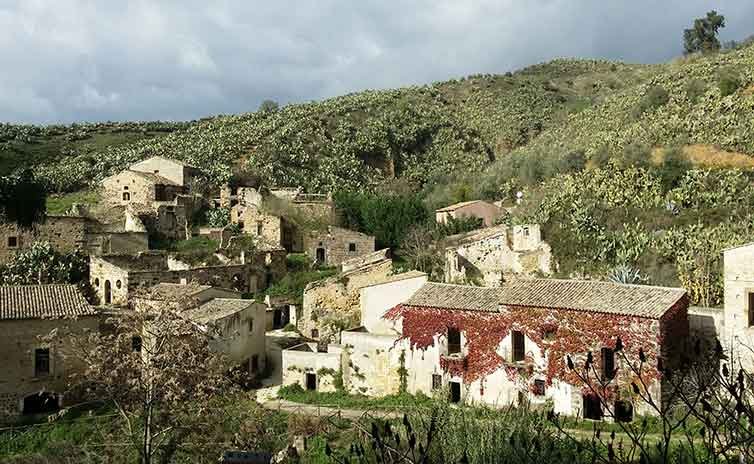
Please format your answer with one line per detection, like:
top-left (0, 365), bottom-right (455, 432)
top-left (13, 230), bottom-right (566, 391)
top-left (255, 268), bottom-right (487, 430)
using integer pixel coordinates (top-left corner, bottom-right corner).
top-left (0, 0), bottom-right (752, 124)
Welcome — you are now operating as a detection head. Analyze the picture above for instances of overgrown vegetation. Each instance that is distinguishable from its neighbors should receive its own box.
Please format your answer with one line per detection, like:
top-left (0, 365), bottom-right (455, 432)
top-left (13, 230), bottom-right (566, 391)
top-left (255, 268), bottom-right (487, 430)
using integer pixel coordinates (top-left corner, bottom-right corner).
top-left (264, 254), bottom-right (338, 304)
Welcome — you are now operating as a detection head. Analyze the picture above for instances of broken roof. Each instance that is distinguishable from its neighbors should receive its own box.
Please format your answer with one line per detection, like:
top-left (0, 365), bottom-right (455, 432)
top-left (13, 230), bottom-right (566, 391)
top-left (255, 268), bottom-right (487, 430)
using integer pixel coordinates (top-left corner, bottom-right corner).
top-left (403, 279), bottom-right (687, 319)
top-left (0, 284), bottom-right (96, 320)
top-left (444, 224), bottom-right (508, 248)
top-left (436, 200), bottom-right (494, 213)
top-left (186, 298), bottom-right (255, 324)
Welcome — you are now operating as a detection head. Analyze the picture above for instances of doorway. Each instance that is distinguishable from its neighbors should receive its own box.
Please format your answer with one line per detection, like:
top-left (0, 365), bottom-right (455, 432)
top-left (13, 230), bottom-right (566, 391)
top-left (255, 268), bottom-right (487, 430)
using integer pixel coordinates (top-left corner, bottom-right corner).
top-left (316, 247), bottom-right (326, 263)
top-left (22, 392), bottom-right (59, 415)
top-left (104, 280), bottom-right (112, 304)
top-left (449, 381), bottom-right (461, 403)
top-left (306, 373), bottom-right (317, 391)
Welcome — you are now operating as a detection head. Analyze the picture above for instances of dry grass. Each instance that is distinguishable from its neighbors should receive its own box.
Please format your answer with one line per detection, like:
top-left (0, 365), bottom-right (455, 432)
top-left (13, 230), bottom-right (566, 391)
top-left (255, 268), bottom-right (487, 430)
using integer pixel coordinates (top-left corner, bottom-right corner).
top-left (651, 144), bottom-right (754, 169)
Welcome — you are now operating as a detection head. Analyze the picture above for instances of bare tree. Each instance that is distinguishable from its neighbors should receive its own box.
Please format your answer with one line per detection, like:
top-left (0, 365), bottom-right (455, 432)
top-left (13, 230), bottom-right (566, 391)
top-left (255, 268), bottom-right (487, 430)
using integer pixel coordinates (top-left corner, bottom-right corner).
top-left (51, 307), bottom-right (240, 464)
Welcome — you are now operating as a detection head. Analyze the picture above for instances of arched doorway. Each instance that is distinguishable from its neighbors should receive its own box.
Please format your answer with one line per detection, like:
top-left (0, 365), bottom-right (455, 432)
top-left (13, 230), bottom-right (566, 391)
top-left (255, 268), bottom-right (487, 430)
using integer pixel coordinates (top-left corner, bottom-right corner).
top-left (22, 391), bottom-right (59, 415)
top-left (104, 280), bottom-right (112, 304)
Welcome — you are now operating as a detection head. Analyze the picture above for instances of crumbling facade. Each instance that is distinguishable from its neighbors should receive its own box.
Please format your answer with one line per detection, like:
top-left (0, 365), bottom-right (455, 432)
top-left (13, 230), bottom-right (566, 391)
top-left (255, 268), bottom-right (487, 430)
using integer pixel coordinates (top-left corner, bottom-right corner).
top-left (89, 252), bottom-right (268, 306)
top-left (0, 212), bottom-right (148, 264)
top-left (444, 224), bottom-right (552, 286)
top-left (299, 249), bottom-right (392, 341)
top-left (435, 200), bottom-right (502, 227)
top-left (303, 226), bottom-right (376, 267)
top-left (0, 285), bottom-right (99, 420)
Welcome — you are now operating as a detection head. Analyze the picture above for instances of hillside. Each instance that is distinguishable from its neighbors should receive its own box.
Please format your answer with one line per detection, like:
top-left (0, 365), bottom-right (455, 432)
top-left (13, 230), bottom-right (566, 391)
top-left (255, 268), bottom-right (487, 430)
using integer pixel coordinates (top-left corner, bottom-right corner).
top-left (1, 58), bottom-right (660, 193)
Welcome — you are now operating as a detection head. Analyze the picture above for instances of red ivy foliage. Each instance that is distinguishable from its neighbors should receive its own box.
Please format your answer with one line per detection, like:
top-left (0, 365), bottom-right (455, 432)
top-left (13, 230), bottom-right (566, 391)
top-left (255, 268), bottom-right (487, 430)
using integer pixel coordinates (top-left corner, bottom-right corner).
top-left (385, 304), bottom-right (668, 387)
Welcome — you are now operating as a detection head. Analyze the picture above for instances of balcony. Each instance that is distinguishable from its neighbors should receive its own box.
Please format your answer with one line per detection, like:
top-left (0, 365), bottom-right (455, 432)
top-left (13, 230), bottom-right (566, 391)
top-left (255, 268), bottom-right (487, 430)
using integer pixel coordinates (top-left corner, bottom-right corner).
top-left (440, 353), bottom-right (467, 377)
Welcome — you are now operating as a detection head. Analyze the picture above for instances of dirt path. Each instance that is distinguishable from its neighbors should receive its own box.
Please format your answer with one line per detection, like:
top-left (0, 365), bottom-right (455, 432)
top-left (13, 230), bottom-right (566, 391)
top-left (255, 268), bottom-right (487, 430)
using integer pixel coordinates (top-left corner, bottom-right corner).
top-left (262, 399), bottom-right (403, 420)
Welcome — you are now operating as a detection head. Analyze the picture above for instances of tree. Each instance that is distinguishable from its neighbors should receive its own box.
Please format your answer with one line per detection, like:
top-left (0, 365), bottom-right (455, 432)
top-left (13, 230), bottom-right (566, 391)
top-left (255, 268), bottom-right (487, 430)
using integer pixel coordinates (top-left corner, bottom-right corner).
top-left (55, 307), bottom-right (240, 464)
top-left (0, 241), bottom-right (88, 285)
top-left (258, 99), bottom-right (279, 113)
top-left (683, 10), bottom-right (726, 55)
top-left (0, 169), bottom-right (46, 228)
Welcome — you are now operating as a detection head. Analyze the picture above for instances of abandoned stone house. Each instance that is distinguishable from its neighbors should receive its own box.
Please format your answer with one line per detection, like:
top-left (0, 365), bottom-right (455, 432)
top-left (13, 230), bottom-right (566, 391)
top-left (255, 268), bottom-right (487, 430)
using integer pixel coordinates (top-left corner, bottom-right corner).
top-left (285, 277), bottom-right (689, 421)
top-left (444, 224), bottom-right (552, 286)
top-left (435, 200), bottom-right (502, 228)
top-left (101, 157), bottom-right (203, 240)
top-left (230, 203), bottom-right (299, 251)
top-left (89, 252), bottom-right (269, 306)
top-left (133, 283), bottom-right (267, 377)
top-left (304, 226), bottom-right (376, 267)
top-left (269, 187), bottom-right (335, 222)
top-left (0, 284), bottom-right (99, 420)
top-left (0, 211), bottom-right (149, 264)
top-left (299, 249), bottom-right (393, 341)
top-left (282, 270), bottom-right (428, 394)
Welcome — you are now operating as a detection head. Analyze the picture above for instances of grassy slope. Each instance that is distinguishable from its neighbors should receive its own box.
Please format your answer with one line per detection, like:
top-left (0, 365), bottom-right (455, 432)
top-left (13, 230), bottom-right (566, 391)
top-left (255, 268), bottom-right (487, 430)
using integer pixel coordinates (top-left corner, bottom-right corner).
top-left (3, 45), bottom-right (752, 197)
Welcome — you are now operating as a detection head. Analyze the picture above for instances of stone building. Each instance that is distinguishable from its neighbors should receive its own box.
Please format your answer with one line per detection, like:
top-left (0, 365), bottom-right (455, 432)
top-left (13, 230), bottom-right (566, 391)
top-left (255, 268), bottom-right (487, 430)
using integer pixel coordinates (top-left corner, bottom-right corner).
top-left (101, 157), bottom-right (203, 241)
top-left (303, 226), bottom-right (376, 267)
top-left (269, 187), bottom-right (335, 223)
top-left (284, 277), bottom-right (689, 421)
top-left (230, 203), bottom-right (298, 251)
top-left (299, 249), bottom-right (392, 341)
top-left (723, 242), bottom-right (754, 371)
top-left (435, 200), bottom-right (502, 228)
top-left (0, 212), bottom-right (148, 264)
top-left (388, 280), bottom-right (688, 419)
top-left (89, 252), bottom-right (269, 306)
top-left (0, 284), bottom-right (99, 420)
top-left (444, 224), bottom-right (552, 286)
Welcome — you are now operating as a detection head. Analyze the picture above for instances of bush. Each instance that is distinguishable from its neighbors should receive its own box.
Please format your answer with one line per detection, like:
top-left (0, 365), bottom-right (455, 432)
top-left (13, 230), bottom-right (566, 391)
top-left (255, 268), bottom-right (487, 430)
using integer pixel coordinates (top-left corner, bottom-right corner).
top-left (718, 70), bottom-right (741, 96)
top-left (633, 85), bottom-right (670, 117)
top-left (204, 207), bottom-right (230, 228)
top-left (685, 79), bottom-right (707, 102)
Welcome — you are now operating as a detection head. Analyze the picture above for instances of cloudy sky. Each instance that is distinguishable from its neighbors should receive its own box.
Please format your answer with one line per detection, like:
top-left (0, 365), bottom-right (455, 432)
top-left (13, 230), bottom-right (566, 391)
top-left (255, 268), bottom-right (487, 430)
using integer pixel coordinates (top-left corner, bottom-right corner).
top-left (1, 1), bottom-right (752, 124)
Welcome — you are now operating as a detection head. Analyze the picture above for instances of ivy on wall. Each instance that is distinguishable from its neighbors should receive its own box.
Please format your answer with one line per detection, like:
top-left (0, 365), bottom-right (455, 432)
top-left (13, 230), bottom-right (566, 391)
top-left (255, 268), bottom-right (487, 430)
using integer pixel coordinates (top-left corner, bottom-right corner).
top-left (384, 304), bottom-right (684, 391)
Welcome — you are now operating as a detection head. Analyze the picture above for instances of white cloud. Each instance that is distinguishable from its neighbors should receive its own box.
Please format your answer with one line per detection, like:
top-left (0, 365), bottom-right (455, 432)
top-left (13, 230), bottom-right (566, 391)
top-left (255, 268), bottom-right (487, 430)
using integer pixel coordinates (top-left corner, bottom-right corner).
top-left (0, 0), bottom-right (751, 123)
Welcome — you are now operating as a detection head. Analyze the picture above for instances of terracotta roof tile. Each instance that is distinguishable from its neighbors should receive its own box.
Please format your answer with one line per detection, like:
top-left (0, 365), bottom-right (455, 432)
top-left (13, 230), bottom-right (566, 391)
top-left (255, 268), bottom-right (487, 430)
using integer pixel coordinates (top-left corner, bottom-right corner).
top-left (0, 284), bottom-right (95, 320)
top-left (404, 279), bottom-right (687, 319)
top-left (435, 200), bottom-right (491, 212)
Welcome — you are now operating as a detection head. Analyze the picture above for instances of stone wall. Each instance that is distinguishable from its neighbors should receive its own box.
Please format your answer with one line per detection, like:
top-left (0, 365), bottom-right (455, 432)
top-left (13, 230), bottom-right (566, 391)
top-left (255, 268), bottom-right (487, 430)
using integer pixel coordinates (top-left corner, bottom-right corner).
top-left (281, 343), bottom-right (343, 392)
top-left (300, 259), bottom-right (392, 341)
top-left (723, 243), bottom-right (754, 370)
top-left (90, 254), bottom-right (265, 306)
top-left (304, 227), bottom-right (375, 267)
top-left (102, 171), bottom-right (158, 207)
top-left (130, 157), bottom-right (192, 187)
top-left (231, 205), bottom-right (284, 247)
top-left (0, 216), bottom-right (88, 263)
top-left (444, 228), bottom-right (552, 286)
top-left (0, 316), bottom-right (100, 420)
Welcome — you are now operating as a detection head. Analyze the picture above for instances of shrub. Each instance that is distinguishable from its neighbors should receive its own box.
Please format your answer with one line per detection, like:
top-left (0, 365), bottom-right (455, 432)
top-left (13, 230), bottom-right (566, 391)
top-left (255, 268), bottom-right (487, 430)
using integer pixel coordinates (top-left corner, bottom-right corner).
top-left (685, 79), bottom-right (707, 102)
top-left (205, 207), bottom-right (230, 228)
top-left (718, 70), bottom-right (741, 96)
top-left (633, 85), bottom-right (670, 117)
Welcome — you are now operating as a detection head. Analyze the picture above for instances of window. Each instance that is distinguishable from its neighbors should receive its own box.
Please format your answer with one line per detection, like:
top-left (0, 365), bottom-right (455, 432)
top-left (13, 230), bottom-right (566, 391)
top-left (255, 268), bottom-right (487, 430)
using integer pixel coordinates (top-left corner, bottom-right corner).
top-left (238, 220), bottom-right (245, 230)
top-left (512, 331), bottom-right (525, 362)
top-left (7, 236), bottom-right (18, 248)
top-left (311, 329), bottom-right (319, 338)
top-left (94, 278), bottom-right (100, 287)
top-left (523, 227), bottom-right (530, 237)
top-left (131, 336), bottom-right (142, 353)
top-left (447, 327), bottom-right (461, 354)
top-left (348, 243), bottom-right (357, 252)
top-left (122, 192), bottom-right (130, 201)
top-left (583, 394), bottom-right (603, 420)
top-left (116, 280), bottom-right (122, 289)
top-left (248, 318), bottom-right (254, 333)
top-left (432, 374), bottom-right (442, 390)
top-left (748, 293), bottom-right (754, 327)
top-left (256, 222), bottom-right (263, 235)
top-left (615, 400), bottom-right (634, 422)
top-left (34, 348), bottom-right (50, 377)
top-left (601, 347), bottom-right (615, 380)
top-left (123, 186), bottom-right (129, 190)
top-left (533, 379), bottom-right (546, 396)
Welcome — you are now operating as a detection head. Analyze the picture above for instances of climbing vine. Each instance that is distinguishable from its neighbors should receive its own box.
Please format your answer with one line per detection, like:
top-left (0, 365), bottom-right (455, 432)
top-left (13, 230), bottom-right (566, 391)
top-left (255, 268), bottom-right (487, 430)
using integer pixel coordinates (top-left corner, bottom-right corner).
top-left (385, 303), bottom-right (686, 390)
